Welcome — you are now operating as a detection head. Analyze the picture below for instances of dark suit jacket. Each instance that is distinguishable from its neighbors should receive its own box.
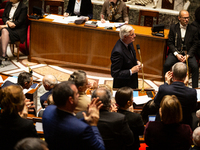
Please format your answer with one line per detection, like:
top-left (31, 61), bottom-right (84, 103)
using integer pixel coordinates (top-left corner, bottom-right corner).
top-left (1, 80), bottom-right (17, 88)
top-left (98, 110), bottom-right (134, 150)
top-left (111, 39), bottom-right (138, 89)
top-left (0, 113), bottom-right (38, 150)
top-left (40, 89), bottom-right (52, 108)
top-left (118, 109), bottom-right (144, 150)
top-left (2, 1), bottom-right (27, 43)
top-left (154, 82), bottom-right (197, 127)
top-left (65, 0), bottom-right (93, 20)
top-left (168, 22), bottom-right (198, 57)
top-left (144, 121), bottom-right (192, 150)
top-left (42, 105), bottom-right (105, 150)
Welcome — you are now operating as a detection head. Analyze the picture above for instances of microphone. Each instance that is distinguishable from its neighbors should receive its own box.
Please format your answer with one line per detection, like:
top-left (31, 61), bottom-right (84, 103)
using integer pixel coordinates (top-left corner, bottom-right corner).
top-left (136, 44), bottom-right (145, 93)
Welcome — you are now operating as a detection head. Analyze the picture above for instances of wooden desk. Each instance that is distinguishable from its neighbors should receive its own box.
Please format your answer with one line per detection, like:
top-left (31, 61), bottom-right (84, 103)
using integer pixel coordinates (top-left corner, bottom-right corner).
top-left (29, 17), bottom-right (169, 81)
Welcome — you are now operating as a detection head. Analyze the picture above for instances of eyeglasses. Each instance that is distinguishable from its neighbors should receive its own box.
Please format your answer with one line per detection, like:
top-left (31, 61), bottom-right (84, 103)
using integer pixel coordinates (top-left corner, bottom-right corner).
top-left (181, 17), bottom-right (189, 20)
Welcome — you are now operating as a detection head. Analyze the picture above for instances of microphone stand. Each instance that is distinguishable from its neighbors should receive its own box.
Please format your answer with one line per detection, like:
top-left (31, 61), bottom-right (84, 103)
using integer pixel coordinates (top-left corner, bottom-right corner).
top-left (184, 50), bottom-right (189, 87)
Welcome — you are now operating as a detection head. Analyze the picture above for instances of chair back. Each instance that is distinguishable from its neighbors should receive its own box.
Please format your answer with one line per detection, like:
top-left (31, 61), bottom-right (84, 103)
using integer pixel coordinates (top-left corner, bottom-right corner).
top-left (44, 0), bottom-right (64, 15)
top-left (138, 10), bottom-right (159, 27)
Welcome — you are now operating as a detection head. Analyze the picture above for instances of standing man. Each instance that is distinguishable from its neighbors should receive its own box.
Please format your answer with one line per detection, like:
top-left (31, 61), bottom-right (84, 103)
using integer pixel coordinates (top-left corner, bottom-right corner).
top-left (163, 10), bottom-right (199, 88)
top-left (42, 81), bottom-right (105, 150)
top-left (111, 25), bottom-right (142, 89)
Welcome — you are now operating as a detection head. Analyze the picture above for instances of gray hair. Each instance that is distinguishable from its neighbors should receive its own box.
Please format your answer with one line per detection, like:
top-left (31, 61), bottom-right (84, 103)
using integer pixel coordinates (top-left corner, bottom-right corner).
top-left (172, 62), bottom-right (187, 81)
top-left (193, 127), bottom-right (200, 146)
top-left (68, 70), bottom-right (87, 88)
top-left (43, 75), bottom-right (58, 86)
top-left (119, 25), bottom-right (134, 40)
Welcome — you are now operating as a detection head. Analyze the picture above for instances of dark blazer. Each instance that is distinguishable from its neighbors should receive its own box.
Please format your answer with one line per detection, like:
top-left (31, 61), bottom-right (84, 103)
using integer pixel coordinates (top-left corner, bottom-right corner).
top-left (144, 121), bottom-right (192, 150)
top-left (111, 39), bottom-right (138, 89)
top-left (42, 105), bottom-right (105, 150)
top-left (65, 0), bottom-right (93, 20)
top-left (118, 109), bottom-right (144, 150)
top-left (1, 80), bottom-right (17, 88)
top-left (154, 82), bottom-right (197, 127)
top-left (40, 89), bottom-right (52, 108)
top-left (2, 1), bottom-right (27, 43)
top-left (97, 110), bottom-right (134, 150)
top-left (168, 22), bottom-right (198, 57)
top-left (0, 113), bottom-right (38, 150)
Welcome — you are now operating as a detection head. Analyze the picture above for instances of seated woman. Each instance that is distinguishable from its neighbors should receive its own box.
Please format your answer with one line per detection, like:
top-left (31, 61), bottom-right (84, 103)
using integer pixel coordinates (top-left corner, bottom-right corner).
top-left (63, 0), bottom-right (93, 21)
top-left (115, 87), bottom-right (144, 150)
top-left (0, 85), bottom-right (38, 150)
top-left (144, 95), bottom-right (193, 150)
top-left (0, 0), bottom-right (27, 62)
top-left (100, 0), bottom-right (128, 23)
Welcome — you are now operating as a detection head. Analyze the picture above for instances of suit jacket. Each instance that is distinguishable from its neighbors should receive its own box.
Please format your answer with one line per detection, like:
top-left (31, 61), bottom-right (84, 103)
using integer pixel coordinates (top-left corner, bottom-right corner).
top-left (118, 109), bottom-right (144, 150)
top-left (1, 80), bottom-right (17, 88)
top-left (40, 89), bottom-right (53, 108)
top-left (2, 1), bottom-right (27, 43)
top-left (42, 105), bottom-right (105, 150)
top-left (65, 0), bottom-right (93, 20)
top-left (154, 82), bottom-right (197, 127)
top-left (98, 110), bottom-right (134, 150)
top-left (111, 39), bottom-right (138, 88)
top-left (100, 0), bottom-right (128, 22)
top-left (168, 22), bottom-right (198, 57)
top-left (0, 113), bottom-right (38, 150)
top-left (144, 121), bottom-right (192, 150)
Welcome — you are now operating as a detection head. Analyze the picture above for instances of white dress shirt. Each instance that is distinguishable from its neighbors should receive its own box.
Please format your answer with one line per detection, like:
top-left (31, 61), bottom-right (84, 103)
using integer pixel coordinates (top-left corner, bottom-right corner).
top-left (74, 0), bottom-right (82, 15)
top-left (9, 2), bottom-right (20, 21)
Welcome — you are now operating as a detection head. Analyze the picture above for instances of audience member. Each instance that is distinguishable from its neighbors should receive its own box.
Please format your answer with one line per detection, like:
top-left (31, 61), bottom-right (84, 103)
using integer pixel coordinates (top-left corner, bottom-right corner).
top-left (163, 10), bottom-right (199, 88)
top-left (111, 25), bottom-right (142, 89)
top-left (145, 95), bottom-right (193, 150)
top-left (68, 70), bottom-right (91, 114)
top-left (0, 0), bottom-right (27, 64)
top-left (42, 81), bottom-right (105, 150)
top-left (38, 94), bottom-right (54, 117)
top-left (0, 85), bottom-right (38, 150)
top-left (115, 87), bottom-right (144, 150)
top-left (100, 0), bottom-right (128, 23)
top-left (92, 88), bottom-right (134, 150)
top-left (154, 62), bottom-right (197, 128)
top-left (190, 127), bottom-right (200, 150)
top-left (64, 0), bottom-right (93, 20)
top-left (140, 100), bottom-right (157, 124)
top-left (40, 75), bottom-right (57, 108)
top-left (15, 138), bottom-right (48, 150)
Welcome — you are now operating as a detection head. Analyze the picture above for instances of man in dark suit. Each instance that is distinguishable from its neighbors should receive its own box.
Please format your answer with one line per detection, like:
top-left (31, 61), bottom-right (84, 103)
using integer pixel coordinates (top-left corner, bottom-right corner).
top-left (163, 10), bottom-right (199, 88)
top-left (92, 88), bottom-right (134, 150)
top-left (154, 62), bottom-right (197, 128)
top-left (42, 81), bottom-right (105, 150)
top-left (111, 25), bottom-right (142, 89)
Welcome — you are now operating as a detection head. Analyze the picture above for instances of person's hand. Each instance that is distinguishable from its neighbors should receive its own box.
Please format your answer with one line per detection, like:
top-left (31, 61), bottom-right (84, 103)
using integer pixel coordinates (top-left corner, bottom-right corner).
top-left (183, 55), bottom-right (189, 63)
top-left (83, 97), bottom-right (103, 126)
top-left (125, 21), bottom-right (128, 24)
top-left (137, 61), bottom-right (143, 69)
top-left (101, 19), bottom-right (106, 23)
top-left (7, 21), bottom-right (16, 28)
top-left (63, 12), bottom-right (69, 17)
top-left (25, 99), bottom-right (35, 113)
top-left (165, 71), bottom-right (172, 85)
top-left (131, 65), bottom-right (141, 74)
top-left (176, 54), bottom-right (184, 62)
top-left (85, 17), bottom-right (89, 21)
top-left (110, 103), bottom-right (118, 112)
top-left (0, 25), bottom-right (7, 30)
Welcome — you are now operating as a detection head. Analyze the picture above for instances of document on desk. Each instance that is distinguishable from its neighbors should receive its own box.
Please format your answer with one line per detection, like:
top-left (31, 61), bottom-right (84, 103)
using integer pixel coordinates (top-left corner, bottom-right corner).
top-left (35, 122), bottom-right (43, 132)
top-left (97, 21), bottom-right (115, 28)
top-left (133, 95), bottom-right (152, 105)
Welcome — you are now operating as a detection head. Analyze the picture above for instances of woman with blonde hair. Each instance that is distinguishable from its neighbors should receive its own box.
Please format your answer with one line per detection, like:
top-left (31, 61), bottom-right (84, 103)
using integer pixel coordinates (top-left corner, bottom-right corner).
top-left (144, 95), bottom-right (192, 150)
top-left (0, 85), bottom-right (38, 150)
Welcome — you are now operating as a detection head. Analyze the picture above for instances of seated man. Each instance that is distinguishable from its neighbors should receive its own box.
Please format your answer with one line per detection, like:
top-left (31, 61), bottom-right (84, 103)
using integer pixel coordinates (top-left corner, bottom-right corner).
top-left (40, 75), bottom-right (57, 108)
top-left (42, 81), bottom-right (105, 150)
top-left (190, 127), bottom-right (200, 150)
top-left (163, 10), bottom-right (199, 88)
top-left (68, 70), bottom-right (91, 114)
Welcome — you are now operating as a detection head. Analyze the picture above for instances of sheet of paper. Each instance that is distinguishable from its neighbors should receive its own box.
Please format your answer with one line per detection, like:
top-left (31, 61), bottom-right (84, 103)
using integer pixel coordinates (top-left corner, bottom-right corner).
top-left (196, 89), bottom-right (200, 101)
top-left (35, 122), bottom-right (43, 132)
top-left (97, 21), bottom-right (115, 28)
top-left (45, 14), bottom-right (63, 20)
top-left (133, 95), bottom-right (152, 105)
top-left (0, 75), bottom-right (3, 83)
top-left (3, 76), bottom-right (18, 83)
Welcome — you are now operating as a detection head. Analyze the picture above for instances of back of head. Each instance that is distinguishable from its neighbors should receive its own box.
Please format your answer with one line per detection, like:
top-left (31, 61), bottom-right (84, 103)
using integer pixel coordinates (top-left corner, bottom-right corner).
top-left (53, 81), bottom-right (74, 107)
top-left (98, 84), bottom-right (113, 95)
top-left (119, 25), bottom-right (133, 40)
top-left (172, 62), bottom-right (187, 81)
top-left (193, 127), bottom-right (200, 147)
top-left (18, 72), bottom-right (32, 87)
top-left (0, 85), bottom-right (24, 114)
top-left (115, 87), bottom-right (133, 108)
top-left (43, 75), bottom-right (58, 87)
top-left (91, 88), bottom-right (111, 110)
top-left (160, 95), bottom-right (182, 124)
top-left (68, 70), bottom-right (87, 88)
top-left (14, 138), bottom-right (48, 150)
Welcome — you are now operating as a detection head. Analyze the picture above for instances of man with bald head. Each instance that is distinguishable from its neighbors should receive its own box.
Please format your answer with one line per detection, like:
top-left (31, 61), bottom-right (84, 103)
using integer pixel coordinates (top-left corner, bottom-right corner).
top-left (40, 75), bottom-right (58, 108)
top-left (190, 127), bottom-right (200, 150)
top-left (163, 10), bottom-right (199, 88)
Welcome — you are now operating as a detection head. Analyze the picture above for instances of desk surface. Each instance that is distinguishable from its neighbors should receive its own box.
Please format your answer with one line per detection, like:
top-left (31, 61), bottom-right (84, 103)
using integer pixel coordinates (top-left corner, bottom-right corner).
top-left (29, 17), bottom-right (169, 81)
